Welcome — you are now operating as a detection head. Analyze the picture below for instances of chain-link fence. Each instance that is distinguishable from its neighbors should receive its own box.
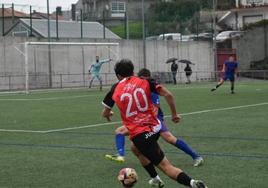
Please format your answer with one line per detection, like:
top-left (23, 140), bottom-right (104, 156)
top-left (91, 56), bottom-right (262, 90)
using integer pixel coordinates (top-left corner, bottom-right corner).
top-left (1, 70), bottom-right (267, 92)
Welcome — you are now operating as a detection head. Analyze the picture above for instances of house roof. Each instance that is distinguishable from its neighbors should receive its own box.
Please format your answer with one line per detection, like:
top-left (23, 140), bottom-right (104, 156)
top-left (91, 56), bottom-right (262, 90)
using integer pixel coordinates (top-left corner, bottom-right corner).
top-left (199, 10), bottom-right (229, 22)
top-left (218, 6), bottom-right (268, 24)
top-left (0, 8), bottom-right (29, 18)
top-left (19, 19), bottom-right (120, 39)
top-left (32, 11), bottom-right (65, 20)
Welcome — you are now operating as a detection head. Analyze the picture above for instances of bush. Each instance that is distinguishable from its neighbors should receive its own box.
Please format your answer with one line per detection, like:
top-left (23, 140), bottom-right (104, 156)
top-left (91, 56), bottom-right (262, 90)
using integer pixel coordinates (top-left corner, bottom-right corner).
top-left (250, 57), bottom-right (268, 70)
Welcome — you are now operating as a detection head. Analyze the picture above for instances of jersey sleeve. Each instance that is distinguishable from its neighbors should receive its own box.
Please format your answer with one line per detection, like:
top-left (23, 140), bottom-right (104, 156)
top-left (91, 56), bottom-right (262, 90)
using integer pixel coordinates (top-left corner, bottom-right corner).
top-left (99, 59), bottom-right (110, 65)
top-left (102, 83), bottom-right (117, 109)
top-left (148, 79), bottom-right (162, 94)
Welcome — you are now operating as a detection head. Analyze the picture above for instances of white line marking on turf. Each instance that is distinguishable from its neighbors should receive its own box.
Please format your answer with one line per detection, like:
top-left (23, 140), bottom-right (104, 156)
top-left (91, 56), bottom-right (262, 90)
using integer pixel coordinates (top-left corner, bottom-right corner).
top-left (0, 102), bottom-right (268, 133)
top-left (0, 129), bottom-right (45, 133)
top-left (0, 94), bottom-right (99, 101)
top-left (44, 121), bottom-right (122, 133)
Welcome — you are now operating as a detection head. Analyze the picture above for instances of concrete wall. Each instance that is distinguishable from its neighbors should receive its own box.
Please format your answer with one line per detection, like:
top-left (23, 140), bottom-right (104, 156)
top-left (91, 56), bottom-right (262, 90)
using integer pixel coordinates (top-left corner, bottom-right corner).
top-left (0, 37), bottom-right (214, 90)
top-left (233, 26), bottom-right (268, 70)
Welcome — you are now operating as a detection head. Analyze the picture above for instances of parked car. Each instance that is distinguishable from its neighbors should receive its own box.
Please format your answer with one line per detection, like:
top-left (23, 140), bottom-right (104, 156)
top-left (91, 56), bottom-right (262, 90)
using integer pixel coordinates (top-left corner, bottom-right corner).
top-left (158, 33), bottom-right (181, 40)
top-left (181, 35), bottom-right (196, 42)
top-left (145, 36), bottom-right (159, 40)
top-left (216, 31), bottom-right (244, 42)
top-left (197, 32), bottom-right (213, 40)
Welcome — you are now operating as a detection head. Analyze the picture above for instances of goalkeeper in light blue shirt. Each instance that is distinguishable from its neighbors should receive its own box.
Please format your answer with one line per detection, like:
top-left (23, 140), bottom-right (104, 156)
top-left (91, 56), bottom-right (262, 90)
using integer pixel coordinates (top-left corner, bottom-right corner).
top-left (88, 56), bottom-right (112, 90)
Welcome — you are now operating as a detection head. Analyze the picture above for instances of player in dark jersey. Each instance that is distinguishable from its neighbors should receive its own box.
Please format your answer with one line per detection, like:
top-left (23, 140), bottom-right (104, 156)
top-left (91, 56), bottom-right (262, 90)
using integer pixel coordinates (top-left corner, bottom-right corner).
top-left (102, 59), bottom-right (207, 188)
top-left (211, 55), bottom-right (238, 94)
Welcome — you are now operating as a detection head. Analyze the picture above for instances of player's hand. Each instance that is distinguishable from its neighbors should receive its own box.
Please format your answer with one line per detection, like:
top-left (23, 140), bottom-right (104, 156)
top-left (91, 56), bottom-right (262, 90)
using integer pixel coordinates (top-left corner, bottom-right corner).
top-left (106, 111), bottom-right (114, 121)
top-left (172, 114), bottom-right (181, 123)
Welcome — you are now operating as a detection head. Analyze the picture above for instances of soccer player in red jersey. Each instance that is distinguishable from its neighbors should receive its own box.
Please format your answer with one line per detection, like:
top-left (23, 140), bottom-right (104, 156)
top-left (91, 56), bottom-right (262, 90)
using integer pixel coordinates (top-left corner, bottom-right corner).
top-left (102, 59), bottom-right (207, 188)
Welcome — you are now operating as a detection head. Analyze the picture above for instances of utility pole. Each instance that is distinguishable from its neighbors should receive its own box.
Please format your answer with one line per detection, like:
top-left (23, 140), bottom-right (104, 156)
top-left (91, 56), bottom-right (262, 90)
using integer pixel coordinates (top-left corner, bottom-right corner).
top-left (47, 0), bottom-right (52, 88)
top-left (212, 0), bottom-right (218, 79)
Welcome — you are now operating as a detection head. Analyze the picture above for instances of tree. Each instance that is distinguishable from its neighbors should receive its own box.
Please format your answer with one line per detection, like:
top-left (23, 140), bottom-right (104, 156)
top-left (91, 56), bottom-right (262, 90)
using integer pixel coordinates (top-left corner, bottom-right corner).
top-left (147, 0), bottom-right (201, 35)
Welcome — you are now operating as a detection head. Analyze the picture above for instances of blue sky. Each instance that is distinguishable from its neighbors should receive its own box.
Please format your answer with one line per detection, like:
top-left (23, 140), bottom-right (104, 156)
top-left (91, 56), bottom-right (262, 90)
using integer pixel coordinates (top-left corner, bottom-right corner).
top-left (1, 0), bottom-right (78, 12)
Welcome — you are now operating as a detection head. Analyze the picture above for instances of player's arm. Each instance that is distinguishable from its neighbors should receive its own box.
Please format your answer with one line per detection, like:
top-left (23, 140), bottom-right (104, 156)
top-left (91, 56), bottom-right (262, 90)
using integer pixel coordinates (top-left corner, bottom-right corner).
top-left (222, 63), bottom-right (226, 73)
top-left (157, 86), bottom-right (181, 123)
top-left (102, 106), bottom-right (113, 121)
top-left (148, 79), bottom-right (180, 123)
top-left (88, 65), bottom-right (93, 73)
top-left (100, 59), bottom-right (112, 65)
top-left (101, 84), bottom-right (117, 121)
top-left (235, 63), bottom-right (239, 76)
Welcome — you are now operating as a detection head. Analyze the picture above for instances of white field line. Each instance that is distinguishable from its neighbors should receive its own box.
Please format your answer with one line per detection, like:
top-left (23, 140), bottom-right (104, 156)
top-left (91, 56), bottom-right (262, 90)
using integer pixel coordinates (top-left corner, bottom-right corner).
top-left (44, 121), bottom-right (121, 133)
top-left (170, 102), bottom-right (268, 117)
top-left (0, 102), bottom-right (267, 134)
top-left (0, 129), bottom-right (45, 133)
top-left (0, 94), bottom-right (99, 101)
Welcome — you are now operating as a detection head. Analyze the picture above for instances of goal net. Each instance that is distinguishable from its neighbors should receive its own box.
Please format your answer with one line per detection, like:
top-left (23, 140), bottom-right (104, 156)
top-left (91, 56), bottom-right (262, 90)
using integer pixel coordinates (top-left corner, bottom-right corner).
top-left (22, 42), bottom-right (119, 93)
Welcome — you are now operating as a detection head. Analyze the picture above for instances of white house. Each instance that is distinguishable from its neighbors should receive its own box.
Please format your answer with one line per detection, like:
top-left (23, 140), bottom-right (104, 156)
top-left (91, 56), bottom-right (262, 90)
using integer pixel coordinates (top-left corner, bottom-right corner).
top-left (218, 1), bottom-right (268, 30)
top-left (236, 0), bottom-right (268, 7)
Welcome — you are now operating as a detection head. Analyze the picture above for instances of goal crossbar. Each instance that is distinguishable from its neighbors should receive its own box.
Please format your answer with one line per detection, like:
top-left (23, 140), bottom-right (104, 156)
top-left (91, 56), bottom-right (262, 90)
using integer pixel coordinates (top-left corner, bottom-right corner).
top-left (25, 42), bottom-right (119, 46)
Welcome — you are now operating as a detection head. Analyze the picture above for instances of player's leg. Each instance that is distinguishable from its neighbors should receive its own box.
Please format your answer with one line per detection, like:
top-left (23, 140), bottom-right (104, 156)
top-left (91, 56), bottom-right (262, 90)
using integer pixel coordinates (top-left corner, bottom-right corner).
top-left (96, 75), bottom-right (103, 91)
top-left (105, 126), bottom-right (128, 163)
top-left (230, 76), bottom-right (235, 94)
top-left (89, 75), bottom-right (96, 88)
top-left (157, 158), bottom-right (207, 188)
top-left (160, 130), bottom-right (203, 167)
top-left (132, 132), bottom-right (207, 188)
top-left (211, 77), bottom-right (225, 91)
top-left (130, 142), bottom-right (164, 187)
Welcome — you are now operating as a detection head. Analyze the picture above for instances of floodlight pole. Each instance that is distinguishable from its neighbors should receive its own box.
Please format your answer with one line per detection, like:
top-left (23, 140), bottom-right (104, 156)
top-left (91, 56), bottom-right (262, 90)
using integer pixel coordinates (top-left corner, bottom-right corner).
top-left (25, 42), bottom-right (29, 94)
top-left (142, 0), bottom-right (146, 68)
top-left (212, 0), bottom-right (218, 80)
top-left (2, 4), bottom-right (4, 36)
top-left (47, 0), bottom-right (52, 88)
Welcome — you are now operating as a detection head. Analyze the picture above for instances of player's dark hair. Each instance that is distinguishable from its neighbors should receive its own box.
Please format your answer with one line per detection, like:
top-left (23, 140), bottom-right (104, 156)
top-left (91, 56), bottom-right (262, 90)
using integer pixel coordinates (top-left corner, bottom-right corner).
top-left (137, 68), bottom-right (151, 78)
top-left (114, 59), bottom-right (134, 77)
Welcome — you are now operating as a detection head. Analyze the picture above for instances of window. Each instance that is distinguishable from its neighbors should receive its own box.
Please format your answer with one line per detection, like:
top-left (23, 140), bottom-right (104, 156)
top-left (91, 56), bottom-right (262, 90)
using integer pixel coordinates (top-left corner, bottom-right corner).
top-left (111, 1), bottom-right (125, 12)
top-left (246, 0), bottom-right (264, 5)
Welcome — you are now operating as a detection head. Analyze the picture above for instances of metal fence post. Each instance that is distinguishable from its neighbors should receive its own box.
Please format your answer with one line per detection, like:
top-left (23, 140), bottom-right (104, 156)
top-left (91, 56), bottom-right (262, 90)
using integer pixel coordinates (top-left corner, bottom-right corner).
top-left (60, 74), bottom-right (62, 88)
top-left (8, 75), bottom-right (11, 91)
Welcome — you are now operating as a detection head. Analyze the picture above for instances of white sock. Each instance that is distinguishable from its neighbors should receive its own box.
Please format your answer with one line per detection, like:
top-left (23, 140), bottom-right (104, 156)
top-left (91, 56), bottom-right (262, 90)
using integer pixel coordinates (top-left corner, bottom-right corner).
top-left (190, 179), bottom-right (195, 187)
top-left (154, 175), bottom-right (161, 180)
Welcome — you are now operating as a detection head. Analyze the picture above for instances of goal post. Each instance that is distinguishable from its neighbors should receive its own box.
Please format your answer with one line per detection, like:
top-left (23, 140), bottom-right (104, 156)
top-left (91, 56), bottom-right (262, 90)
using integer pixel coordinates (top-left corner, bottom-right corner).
top-left (23, 41), bottom-right (120, 93)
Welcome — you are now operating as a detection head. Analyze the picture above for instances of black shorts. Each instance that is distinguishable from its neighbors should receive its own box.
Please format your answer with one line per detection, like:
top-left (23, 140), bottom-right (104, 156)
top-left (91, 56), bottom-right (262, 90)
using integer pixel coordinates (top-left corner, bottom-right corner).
top-left (132, 132), bottom-right (165, 166)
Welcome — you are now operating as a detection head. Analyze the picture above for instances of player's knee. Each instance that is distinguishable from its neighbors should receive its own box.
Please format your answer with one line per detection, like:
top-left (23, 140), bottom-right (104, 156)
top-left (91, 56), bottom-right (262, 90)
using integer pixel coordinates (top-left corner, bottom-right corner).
top-left (162, 133), bottom-right (177, 145)
top-left (115, 128), bottom-right (120, 134)
top-left (115, 126), bottom-right (128, 135)
top-left (130, 144), bottom-right (140, 157)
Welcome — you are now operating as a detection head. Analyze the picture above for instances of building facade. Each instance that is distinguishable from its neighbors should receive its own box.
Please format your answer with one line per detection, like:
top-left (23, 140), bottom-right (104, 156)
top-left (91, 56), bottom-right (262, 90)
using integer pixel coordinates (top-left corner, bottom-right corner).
top-left (73, 0), bottom-right (154, 23)
top-left (218, 4), bottom-right (268, 30)
top-left (236, 0), bottom-right (268, 7)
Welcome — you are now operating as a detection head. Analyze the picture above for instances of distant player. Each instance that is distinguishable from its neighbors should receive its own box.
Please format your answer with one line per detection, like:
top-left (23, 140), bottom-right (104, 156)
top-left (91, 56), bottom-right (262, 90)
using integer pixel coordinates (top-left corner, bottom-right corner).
top-left (105, 69), bottom-right (203, 169)
top-left (102, 59), bottom-right (207, 188)
top-left (211, 55), bottom-right (238, 94)
top-left (88, 56), bottom-right (112, 90)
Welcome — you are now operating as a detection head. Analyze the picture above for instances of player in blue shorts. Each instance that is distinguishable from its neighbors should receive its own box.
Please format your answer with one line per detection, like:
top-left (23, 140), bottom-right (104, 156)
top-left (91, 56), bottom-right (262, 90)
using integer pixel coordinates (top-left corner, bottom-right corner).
top-left (211, 55), bottom-right (238, 94)
top-left (105, 69), bottom-right (204, 171)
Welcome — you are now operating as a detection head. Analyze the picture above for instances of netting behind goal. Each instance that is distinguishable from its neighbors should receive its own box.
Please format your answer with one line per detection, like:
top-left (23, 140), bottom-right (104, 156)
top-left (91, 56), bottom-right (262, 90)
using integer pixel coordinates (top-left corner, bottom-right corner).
top-left (23, 42), bottom-right (119, 93)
